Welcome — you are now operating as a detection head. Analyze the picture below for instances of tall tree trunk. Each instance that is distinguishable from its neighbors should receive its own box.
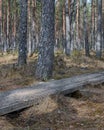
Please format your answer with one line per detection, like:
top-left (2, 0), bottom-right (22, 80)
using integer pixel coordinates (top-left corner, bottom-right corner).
top-left (8, 0), bottom-right (13, 50)
top-left (62, 2), bottom-right (66, 52)
top-left (76, 0), bottom-right (80, 50)
top-left (92, 0), bottom-right (96, 51)
top-left (15, 1), bottom-right (20, 51)
top-left (4, 1), bottom-right (7, 52)
top-left (0, 0), bottom-right (2, 52)
top-left (31, 0), bottom-right (37, 55)
top-left (35, 0), bottom-right (55, 80)
top-left (65, 0), bottom-right (70, 55)
top-left (71, 0), bottom-right (77, 50)
top-left (18, 0), bottom-right (28, 66)
top-left (12, 0), bottom-right (17, 52)
top-left (96, 0), bottom-right (102, 59)
top-left (83, 0), bottom-right (90, 56)
top-left (28, 0), bottom-right (32, 56)
top-left (90, 0), bottom-right (94, 50)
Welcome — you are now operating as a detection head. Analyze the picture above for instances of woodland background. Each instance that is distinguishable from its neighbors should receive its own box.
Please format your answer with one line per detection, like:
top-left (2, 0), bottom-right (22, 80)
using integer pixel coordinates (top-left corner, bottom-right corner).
top-left (0, 0), bottom-right (104, 130)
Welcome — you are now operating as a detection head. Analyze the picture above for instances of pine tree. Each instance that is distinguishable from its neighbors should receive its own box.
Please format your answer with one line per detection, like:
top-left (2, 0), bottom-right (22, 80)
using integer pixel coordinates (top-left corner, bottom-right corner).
top-left (83, 0), bottom-right (90, 56)
top-left (35, 0), bottom-right (55, 80)
top-left (96, 0), bottom-right (102, 59)
top-left (18, 0), bottom-right (28, 66)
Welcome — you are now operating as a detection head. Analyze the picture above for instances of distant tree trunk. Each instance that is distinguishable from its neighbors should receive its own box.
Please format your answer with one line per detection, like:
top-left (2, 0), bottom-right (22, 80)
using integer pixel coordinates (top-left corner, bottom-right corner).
top-left (0, 0), bottom-right (2, 52)
top-left (62, 3), bottom-right (66, 52)
top-left (83, 0), bottom-right (90, 56)
top-left (71, 0), bottom-right (77, 50)
top-left (12, 0), bottom-right (17, 52)
top-left (3, 1), bottom-right (7, 52)
top-left (93, 0), bottom-right (97, 51)
top-left (96, 0), bottom-right (102, 59)
top-left (18, 0), bottom-right (28, 66)
top-left (91, 0), bottom-right (94, 50)
top-left (28, 0), bottom-right (32, 56)
top-left (65, 0), bottom-right (70, 55)
top-left (35, 0), bottom-right (55, 80)
top-left (7, 0), bottom-right (13, 51)
top-left (15, 1), bottom-right (20, 51)
top-left (76, 0), bottom-right (80, 50)
top-left (30, 0), bottom-right (37, 56)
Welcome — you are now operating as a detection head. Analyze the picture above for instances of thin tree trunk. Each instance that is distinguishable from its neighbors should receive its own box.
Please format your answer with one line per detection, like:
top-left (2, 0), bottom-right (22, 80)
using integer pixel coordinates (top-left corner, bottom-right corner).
top-left (65, 0), bottom-right (71, 55)
top-left (76, 0), bottom-right (80, 50)
top-left (96, 0), bottom-right (102, 59)
top-left (0, 0), bottom-right (2, 53)
top-left (62, 3), bottom-right (66, 53)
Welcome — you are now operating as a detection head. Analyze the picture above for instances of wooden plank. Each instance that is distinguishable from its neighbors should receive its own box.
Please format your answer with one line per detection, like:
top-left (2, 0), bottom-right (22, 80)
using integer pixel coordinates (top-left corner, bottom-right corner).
top-left (0, 71), bottom-right (104, 116)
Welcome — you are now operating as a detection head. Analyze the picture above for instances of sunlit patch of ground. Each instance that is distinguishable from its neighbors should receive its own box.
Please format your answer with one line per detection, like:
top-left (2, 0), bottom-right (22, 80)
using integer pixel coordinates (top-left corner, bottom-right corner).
top-left (0, 52), bottom-right (104, 129)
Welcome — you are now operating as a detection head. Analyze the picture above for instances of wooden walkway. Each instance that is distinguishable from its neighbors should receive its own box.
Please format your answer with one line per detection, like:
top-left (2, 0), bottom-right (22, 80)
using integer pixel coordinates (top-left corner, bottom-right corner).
top-left (0, 71), bottom-right (104, 116)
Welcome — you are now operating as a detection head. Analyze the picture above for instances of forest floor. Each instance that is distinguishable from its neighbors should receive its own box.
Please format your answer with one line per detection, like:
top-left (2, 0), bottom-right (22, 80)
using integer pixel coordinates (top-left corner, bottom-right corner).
top-left (0, 51), bottom-right (104, 130)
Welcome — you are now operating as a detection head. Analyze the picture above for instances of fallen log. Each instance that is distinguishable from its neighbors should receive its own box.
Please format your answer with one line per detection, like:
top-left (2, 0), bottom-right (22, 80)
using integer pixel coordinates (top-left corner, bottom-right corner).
top-left (0, 71), bottom-right (104, 116)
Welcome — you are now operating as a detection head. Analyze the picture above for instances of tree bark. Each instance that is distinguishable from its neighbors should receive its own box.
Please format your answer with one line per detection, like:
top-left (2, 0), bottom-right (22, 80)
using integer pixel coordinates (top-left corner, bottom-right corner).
top-left (83, 0), bottom-right (90, 56)
top-left (96, 0), bottom-right (102, 59)
top-left (35, 0), bottom-right (55, 80)
top-left (18, 0), bottom-right (28, 66)
top-left (76, 0), bottom-right (80, 50)
top-left (65, 0), bottom-right (70, 55)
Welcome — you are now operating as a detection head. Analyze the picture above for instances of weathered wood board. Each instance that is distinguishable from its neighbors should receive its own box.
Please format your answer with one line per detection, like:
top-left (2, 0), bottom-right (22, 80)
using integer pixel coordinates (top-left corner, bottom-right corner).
top-left (0, 71), bottom-right (104, 116)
